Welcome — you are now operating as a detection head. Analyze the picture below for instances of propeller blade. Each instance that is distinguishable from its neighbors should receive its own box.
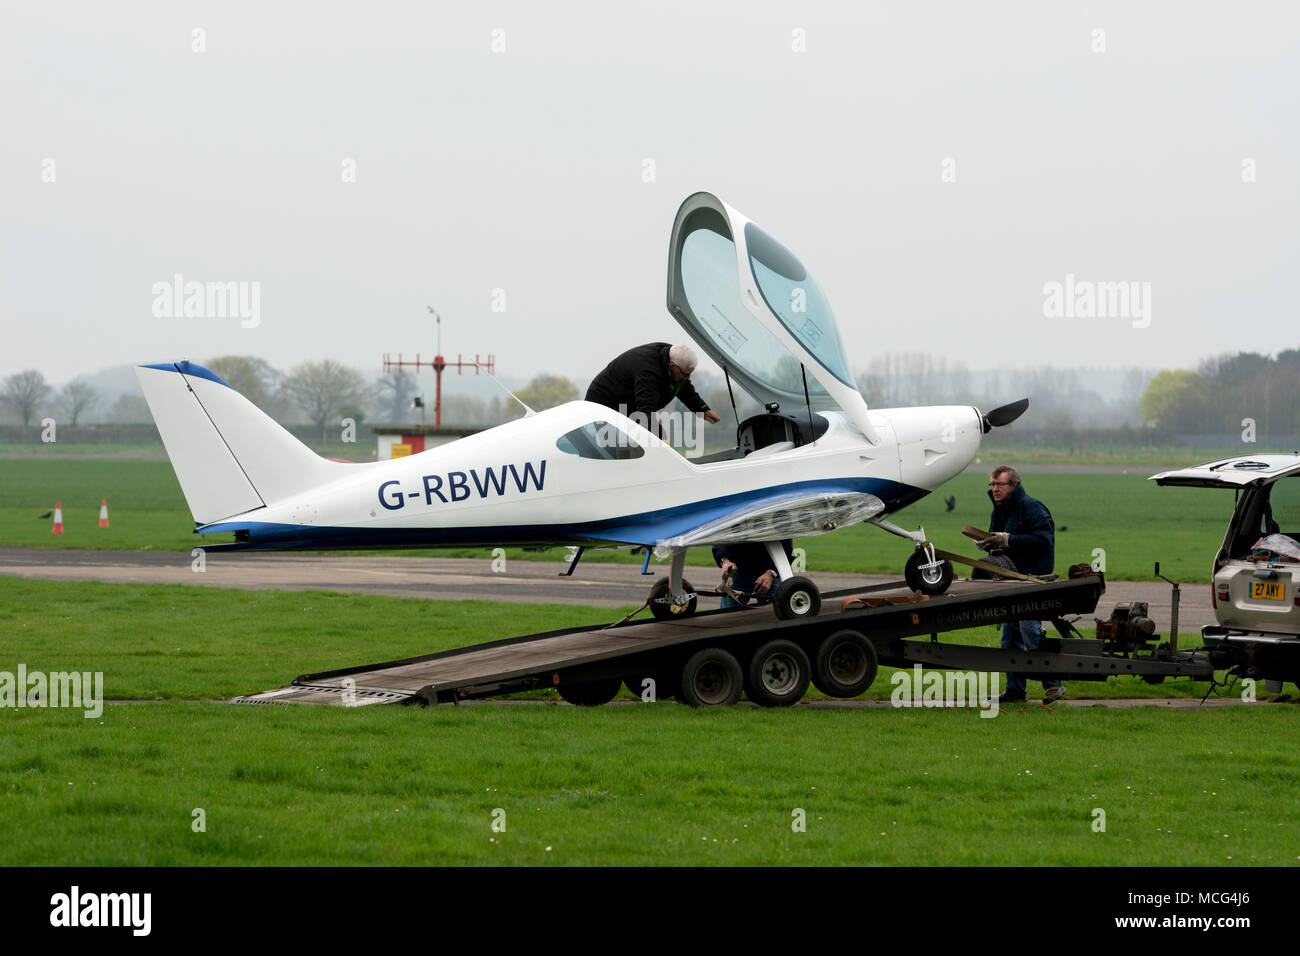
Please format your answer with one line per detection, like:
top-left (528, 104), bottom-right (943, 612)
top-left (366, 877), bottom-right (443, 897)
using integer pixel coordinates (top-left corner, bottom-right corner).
top-left (982, 398), bottom-right (1029, 433)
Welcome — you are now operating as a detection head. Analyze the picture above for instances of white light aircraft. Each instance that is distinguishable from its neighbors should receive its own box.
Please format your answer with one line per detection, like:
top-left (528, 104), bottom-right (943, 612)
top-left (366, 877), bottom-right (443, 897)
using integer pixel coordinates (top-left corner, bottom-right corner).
top-left (136, 192), bottom-right (1027, 619)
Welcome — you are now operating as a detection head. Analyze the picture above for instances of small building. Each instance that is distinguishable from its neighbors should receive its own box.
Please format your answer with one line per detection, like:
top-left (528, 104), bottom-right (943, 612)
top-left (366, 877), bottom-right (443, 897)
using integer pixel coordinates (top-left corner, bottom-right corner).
top-left (372, 425), bottom-right (485, 460)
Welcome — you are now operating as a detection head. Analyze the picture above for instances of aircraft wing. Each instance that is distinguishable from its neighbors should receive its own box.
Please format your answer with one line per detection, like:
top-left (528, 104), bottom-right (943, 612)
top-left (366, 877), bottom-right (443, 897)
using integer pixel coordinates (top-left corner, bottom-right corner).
top-left (652, 491), bottom-right (885, 558)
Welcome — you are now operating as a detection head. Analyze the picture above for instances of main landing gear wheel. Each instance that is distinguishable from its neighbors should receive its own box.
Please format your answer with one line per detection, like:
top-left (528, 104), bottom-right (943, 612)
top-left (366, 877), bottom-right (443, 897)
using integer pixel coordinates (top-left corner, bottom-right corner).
top-left (773, 576), bottom-right (821, 620)
top-left (678, 648), bottom-right (743, 707)
top-left (905, 549), bottom-right (954, 595)
top-left (746, 639), bottom-right (811, 707)
top-left (648, 576), bottom-right (697, 620)
top-left (812, 629), bottom-right (878, 698)
top-left (557, 677), bottom-right (622, 706)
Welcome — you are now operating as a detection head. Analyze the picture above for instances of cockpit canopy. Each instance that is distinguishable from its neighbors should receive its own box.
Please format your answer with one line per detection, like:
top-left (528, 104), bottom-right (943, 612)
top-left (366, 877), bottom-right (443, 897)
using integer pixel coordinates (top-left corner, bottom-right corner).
top-left (666, 193), bottom-right (878, 442)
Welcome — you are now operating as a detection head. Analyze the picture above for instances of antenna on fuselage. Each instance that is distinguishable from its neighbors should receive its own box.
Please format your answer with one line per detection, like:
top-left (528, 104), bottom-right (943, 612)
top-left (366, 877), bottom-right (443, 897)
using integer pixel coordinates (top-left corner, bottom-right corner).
top-left (477, 364), bottom-right (536, 417)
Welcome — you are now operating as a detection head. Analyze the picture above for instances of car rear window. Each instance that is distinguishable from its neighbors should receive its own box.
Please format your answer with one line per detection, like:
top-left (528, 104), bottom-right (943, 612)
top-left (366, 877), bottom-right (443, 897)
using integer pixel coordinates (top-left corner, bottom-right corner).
top-left (1235, 476), bottom-right (1300, 558)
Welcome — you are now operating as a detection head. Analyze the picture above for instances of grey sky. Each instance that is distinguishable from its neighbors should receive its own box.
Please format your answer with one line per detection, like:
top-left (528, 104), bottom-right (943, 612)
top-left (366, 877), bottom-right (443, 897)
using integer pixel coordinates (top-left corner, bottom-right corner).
top-left (3, 1), bottom-right (1297, 394)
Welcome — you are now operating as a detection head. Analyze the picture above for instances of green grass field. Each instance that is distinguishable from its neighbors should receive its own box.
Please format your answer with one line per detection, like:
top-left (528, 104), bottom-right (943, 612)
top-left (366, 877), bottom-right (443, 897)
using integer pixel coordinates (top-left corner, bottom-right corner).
top-left (5, 702), bottom-right (1296, 866)
top-left (1, 457), bottom-right (1237, 581)
top-left (1, 576), bottom-right (1296, 866)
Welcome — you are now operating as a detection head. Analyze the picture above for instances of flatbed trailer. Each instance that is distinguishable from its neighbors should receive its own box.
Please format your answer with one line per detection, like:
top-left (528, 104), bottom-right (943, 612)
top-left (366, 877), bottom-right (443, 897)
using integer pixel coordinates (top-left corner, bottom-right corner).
top-left (233, 571), bottom-right (1221, 708)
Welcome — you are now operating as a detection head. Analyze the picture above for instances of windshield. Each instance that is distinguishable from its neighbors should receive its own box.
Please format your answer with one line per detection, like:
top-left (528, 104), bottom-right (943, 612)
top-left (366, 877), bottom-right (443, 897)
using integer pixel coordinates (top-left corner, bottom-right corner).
top-left (744, 222), bottom-right (854, 387)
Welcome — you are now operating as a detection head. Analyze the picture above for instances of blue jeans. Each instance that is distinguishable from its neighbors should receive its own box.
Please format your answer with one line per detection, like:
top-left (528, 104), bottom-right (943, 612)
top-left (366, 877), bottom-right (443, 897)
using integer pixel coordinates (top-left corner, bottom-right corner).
top-left (721, 572), bottom-right (779, 609)
top-left (1001, 619), bottom-right (1062, 697)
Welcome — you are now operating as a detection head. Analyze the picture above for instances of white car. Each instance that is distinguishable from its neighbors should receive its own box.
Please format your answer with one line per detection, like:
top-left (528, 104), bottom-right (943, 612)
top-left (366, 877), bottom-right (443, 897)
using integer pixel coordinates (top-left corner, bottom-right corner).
top-left (1152, 455), bottom-right (1300, 687)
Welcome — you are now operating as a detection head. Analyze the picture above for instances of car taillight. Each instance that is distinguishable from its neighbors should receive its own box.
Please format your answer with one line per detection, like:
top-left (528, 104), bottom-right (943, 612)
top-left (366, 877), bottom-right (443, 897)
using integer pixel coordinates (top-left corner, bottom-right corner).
top-left (1218, 586), bottom-right (1230, 603)
top-left (1211, 556), bottom-right (1224, 608)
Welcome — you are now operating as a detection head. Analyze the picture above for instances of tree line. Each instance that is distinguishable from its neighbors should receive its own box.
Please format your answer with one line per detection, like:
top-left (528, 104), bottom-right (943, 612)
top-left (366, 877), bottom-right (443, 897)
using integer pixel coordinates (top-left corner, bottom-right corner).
top-left (1140, 350), bottom-right (1300, 437)
top-left (5, 349), bottom-right (1294, 443)
top-left (0, 357), bottom-right (583, 445)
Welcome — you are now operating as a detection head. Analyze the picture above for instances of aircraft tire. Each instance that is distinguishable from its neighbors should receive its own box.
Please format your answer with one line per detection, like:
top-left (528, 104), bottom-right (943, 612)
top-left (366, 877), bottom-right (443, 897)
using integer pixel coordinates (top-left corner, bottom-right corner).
top-left (648, 576), bottom-right (697, 620)
top-left (557, 677), bottom-right (622, 706)
top-left (746, 639), bottom-right (811, 707)
top-left (905, 551), bottom-right (954, 595)
top-left (812, 629), bottom-right (878, 698)
top-left (772, 576), bottom-right (821, 620)
top-left (678, 648), bottom-right (743, 707)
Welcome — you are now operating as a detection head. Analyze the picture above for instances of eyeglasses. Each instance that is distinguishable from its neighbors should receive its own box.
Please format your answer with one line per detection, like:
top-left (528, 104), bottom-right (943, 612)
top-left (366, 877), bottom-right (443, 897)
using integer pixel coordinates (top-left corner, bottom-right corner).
top-left (988, 481), bottom-right (1011, 487)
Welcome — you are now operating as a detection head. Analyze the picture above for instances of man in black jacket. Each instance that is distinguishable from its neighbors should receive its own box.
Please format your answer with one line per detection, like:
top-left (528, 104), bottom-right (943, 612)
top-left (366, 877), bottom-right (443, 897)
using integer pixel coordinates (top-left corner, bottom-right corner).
top-left (978, 465), bottom-right (1063, 704)
top-left (585, 343), bottom-right (721, 428)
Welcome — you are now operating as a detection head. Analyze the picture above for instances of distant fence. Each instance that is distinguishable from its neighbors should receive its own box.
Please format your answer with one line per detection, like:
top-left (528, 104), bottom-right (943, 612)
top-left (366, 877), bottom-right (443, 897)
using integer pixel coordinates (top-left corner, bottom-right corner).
top-left (0, 424), bottom-right (162, 444)
top-left (980, 427), bottom-right (1294, 452)
top-left (1172, 433), bottom-right (1299, 452)
top-left (3, 421), bottom-right (1291, 455)
top-left (0, 422), bottom-right (362, 449)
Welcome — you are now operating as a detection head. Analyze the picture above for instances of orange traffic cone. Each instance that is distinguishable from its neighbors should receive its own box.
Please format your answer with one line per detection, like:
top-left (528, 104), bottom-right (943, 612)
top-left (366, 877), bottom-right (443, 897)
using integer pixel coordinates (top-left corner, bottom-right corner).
top-left (99, 498), bottom-right (109, 528)
top-left (52, 501), bottom-right (64, 535)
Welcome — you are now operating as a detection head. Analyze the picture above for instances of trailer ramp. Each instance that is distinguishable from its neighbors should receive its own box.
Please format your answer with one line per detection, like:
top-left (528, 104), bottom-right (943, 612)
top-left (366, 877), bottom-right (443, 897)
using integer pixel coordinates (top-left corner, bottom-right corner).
top-left (233, 607), bottom-right (774, 706)
top-left (234, 576), bottom-right (1107, 706)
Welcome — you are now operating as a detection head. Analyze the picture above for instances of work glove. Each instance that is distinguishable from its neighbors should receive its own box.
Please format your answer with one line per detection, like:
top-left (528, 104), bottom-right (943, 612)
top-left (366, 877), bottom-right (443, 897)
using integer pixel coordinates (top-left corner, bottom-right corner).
top-left (977, 532), bottom-right (1010, 552)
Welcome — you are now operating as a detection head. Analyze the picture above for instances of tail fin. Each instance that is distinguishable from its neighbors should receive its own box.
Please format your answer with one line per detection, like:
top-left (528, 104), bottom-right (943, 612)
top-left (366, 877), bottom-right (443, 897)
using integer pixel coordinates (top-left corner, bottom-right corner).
top-left (136, 361), bottom-right (349, 525)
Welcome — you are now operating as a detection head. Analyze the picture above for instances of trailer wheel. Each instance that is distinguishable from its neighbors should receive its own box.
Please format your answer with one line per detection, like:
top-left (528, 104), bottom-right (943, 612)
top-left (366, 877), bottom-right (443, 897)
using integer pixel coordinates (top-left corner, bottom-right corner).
top-left (746, 639), bottom-right (811, 707)
top-left (773, 576), bottom-right (821, 620)
top-left (812, 629), bottom-right (878, 698)
top-left (624, 672), bottom-right (678, 702)
top-left (557, 677), bottom-right (622, 706)
top-left (905, 550), bottom-right (954, 595)
top-left (678, 648), bottom-right (743, 707)
top-left (648, 576), bottom-right (697, 620)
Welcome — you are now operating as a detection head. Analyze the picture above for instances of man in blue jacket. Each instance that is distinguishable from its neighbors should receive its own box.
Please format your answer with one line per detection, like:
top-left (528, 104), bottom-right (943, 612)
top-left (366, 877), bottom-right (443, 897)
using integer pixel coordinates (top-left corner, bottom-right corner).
top-left (977, 465), bottom-right (1063, 704)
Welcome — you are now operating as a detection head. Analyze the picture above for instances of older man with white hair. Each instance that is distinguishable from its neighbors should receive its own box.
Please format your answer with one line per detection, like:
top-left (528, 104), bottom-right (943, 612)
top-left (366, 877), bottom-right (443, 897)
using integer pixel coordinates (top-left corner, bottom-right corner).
top-left (585, 342), bottom-right (721, 427)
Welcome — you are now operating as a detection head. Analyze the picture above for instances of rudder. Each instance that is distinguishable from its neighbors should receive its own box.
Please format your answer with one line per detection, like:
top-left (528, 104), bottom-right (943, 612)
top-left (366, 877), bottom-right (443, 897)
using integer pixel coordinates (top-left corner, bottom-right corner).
top-left (136, 362), bottom-right (348, 525)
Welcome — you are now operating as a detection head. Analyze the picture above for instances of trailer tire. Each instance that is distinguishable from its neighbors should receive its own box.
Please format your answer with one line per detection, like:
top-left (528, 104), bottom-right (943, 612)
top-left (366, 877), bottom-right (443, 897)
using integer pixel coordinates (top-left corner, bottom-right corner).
top-left (557, 677), bottom-right (622, 706)
top-left (812, 629), bottom-right (878, 698)
top-left (905, 550), bottom-right (954, 595)
top-left (648, 576), bottom-right (697, 620)
top-left (678, 648), bottom-right (743, 707)
top-left (746, 639), bottom-right (811, 707)
top-left (624, 672), bottom-right (678, 702)
top-left (773, 576), bottom-right (821, 620)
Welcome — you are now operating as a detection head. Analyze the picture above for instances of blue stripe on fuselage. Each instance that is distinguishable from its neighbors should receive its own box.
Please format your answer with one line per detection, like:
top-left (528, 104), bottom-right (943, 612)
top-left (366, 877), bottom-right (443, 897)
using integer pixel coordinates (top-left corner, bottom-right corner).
top-left (197, 477), bottom-right (930, 551)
